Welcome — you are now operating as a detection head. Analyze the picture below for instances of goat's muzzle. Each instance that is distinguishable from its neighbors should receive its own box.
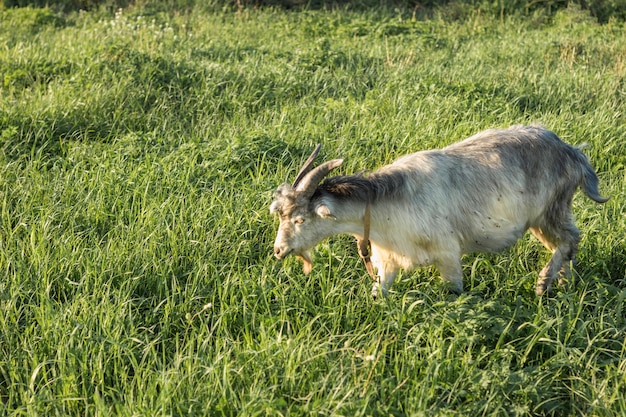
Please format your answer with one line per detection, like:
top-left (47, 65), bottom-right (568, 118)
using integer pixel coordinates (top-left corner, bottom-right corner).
top-left (274, 246), bottom-right (313, 275)
top-left (274, 245), bottom-right (289, 259)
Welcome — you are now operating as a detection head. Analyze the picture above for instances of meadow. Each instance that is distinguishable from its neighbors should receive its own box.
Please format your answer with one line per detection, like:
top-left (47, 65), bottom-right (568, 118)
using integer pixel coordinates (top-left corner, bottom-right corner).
top-left (0, 2), bottom-right (625, 415)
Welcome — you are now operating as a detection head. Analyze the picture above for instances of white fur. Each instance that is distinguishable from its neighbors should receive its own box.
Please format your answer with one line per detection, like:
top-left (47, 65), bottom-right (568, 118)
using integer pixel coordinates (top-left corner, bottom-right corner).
top-left (271, 126), bottom-right (608, 297)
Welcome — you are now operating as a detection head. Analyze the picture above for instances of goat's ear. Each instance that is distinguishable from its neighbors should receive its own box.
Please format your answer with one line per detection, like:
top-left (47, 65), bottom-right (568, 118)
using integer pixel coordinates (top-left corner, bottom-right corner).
top-left (315, 202), bottom-right (336, 219)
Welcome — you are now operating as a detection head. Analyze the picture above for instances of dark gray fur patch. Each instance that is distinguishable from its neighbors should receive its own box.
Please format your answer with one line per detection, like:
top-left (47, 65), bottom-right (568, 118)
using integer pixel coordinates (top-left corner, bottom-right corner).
top-left (313, 171), bottom-right (407, 203)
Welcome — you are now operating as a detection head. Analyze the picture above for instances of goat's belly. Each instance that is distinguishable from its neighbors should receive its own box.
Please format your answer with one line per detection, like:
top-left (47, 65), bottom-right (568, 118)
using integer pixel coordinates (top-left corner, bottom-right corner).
top-left (462, 222), bottom-right (527, 253)
top-left (371, 242), bottom-right (433, 271)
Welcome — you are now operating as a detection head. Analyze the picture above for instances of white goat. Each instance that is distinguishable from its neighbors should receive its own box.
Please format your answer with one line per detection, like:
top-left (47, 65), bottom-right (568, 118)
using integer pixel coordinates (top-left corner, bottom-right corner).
top-left (270, 126), bottom-right (608, 297)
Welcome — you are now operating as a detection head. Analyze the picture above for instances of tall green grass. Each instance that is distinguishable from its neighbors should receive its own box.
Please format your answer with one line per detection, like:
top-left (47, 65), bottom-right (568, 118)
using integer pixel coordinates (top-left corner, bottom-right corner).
top-left (0, 4), bottom-right (625, 415)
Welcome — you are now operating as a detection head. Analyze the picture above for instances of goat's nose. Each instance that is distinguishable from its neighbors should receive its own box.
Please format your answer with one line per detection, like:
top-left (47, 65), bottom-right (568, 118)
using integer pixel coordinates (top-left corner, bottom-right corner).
top-left (274, 246), bottom-right (282, 258)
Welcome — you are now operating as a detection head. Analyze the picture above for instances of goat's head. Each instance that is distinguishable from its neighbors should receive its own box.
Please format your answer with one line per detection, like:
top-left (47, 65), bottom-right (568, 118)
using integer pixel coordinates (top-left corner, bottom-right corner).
top-left (270, 144), bottom-right (343, 274)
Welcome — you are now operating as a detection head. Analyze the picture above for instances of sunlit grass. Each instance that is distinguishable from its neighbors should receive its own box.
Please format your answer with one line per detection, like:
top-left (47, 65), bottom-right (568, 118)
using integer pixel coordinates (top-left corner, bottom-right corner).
top-left (0, 4), bottom-right (624, 416)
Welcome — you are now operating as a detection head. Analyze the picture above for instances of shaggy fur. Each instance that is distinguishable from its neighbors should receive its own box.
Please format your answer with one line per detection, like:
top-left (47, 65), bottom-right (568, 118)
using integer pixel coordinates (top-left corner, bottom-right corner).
top-left (270, 125), bottom-right (608, 297)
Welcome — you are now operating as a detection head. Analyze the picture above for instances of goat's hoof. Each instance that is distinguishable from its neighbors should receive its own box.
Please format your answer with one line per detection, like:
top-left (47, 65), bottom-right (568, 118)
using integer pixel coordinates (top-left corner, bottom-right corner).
top-left (535, 276), bottom-right (551, 296)
top-left (535, 284), bottom-right (554, 297)
top-left (371, 284), bottom-right (388, 299)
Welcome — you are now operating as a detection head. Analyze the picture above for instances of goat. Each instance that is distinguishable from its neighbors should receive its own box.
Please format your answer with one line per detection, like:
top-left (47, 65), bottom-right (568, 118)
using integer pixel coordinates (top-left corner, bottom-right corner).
top-left (269, 126), bottom-right (608, 297)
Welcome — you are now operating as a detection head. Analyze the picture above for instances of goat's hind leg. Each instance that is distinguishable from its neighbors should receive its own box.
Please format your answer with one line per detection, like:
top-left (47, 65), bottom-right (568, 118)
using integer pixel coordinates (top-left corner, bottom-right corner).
top-left (530, 222), bottom-right (580, 296)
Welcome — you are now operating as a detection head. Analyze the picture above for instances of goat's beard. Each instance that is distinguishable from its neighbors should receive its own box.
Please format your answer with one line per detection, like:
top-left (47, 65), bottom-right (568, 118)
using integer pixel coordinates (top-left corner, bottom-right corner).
top-left (296, 251), bottom-right (312, 275)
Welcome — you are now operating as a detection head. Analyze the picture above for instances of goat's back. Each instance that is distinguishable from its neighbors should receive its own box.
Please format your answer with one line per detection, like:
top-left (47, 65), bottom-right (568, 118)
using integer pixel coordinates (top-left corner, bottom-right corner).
top-left (377, 125), bottom-right (603, 253)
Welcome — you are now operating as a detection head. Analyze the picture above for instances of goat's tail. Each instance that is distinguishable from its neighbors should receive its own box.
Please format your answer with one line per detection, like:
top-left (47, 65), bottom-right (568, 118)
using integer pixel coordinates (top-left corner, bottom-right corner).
top-left (576, 145), bottom-right (609, 203)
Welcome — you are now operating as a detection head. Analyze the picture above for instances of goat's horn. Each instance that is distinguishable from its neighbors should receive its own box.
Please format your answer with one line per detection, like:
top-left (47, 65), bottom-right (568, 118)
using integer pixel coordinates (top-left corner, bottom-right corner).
top-left (292, 144), bottom-right (322, 188)
top-left (295, 158), bottom-right (343, 198)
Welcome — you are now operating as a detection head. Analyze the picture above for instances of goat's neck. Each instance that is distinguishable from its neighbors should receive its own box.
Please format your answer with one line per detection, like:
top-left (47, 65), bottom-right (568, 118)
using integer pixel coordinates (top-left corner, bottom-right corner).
top-left (323, 198), bottom-right (372, 241)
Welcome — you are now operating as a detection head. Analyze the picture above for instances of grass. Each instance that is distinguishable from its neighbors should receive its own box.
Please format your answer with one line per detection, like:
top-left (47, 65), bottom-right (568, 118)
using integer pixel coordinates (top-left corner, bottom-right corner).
top-left (0, 3), bottom-right (625, 416)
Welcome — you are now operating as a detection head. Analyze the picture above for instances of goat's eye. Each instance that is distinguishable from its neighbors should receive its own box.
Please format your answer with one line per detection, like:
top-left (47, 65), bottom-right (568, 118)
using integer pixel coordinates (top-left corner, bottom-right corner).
top-left (294, 217), bottom-right (305, 225)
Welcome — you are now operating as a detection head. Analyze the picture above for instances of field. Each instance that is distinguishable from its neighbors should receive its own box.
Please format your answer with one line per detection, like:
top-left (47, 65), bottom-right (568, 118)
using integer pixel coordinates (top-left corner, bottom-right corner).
top-left (1, 3), bottom-right (625, 415)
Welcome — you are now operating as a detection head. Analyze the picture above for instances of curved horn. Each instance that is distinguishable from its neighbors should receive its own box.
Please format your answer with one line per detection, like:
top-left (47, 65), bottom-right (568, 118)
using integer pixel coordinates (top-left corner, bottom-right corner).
top-left (295, 158), bottom-right (343, 198)
top-left (292, 144), bottom-right (322, 188)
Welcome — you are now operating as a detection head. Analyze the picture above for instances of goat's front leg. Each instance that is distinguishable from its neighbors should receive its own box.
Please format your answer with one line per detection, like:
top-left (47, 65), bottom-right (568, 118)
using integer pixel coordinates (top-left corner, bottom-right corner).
top-left (435, 254), bottom-right (464, 294)
top-left (371, 267), bottom-right (398, 298)
top-left (369, 248), bottom-right (399, 298)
